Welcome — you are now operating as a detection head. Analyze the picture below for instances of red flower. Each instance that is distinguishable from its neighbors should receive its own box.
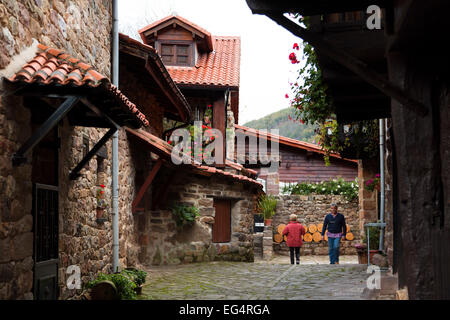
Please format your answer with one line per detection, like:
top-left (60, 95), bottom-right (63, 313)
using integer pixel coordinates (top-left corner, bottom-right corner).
top-left (100, 191), bottom-right (104, 195)
top-left (202, 125), bottom-right (206, 129)
top-left (299, 119), bottom-right (305, 124)
top-left (207, 104), bottom-right (212, 108)
top-left (100, 184), bottom-right (105, 188)
top-left (289, 52), bottom-right (296, 61)
top-left (293, 43), bottom-right (299, 50)
top-left (168, 140), bottom-right (172, 145)
top-left (285, 94), bottom-right (289, 99)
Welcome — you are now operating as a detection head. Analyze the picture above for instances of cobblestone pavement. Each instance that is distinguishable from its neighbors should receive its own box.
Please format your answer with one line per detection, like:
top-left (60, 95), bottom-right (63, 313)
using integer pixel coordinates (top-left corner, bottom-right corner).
top-left (141, 255), bottom-right (372, 300)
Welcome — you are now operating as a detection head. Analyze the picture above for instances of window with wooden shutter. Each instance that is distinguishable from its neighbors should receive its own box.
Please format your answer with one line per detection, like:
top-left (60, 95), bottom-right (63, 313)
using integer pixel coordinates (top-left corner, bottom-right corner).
top-left (212, 199), bottom-right (231, 243)
top-left (160, 43), bottom-right (192, 66)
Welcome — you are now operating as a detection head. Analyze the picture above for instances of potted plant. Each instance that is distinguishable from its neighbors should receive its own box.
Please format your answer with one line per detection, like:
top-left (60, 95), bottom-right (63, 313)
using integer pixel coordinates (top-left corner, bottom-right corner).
top-left (362, 225), bottom-right (380, 262)
top-left (96, 184), bottom-right (108, 223)
top-left (257, 194), bottom-right (277, 226)
top-left (122, 268), bottom-right (147, 294)
top-left (365, 174), bottom-right (381, 192)
top-left (354, 243), bottom-right (368, 264)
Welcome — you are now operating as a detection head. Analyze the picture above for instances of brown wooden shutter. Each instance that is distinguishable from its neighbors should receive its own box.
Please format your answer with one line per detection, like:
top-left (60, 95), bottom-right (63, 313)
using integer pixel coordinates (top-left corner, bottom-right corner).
top-left (212, 199), bottom-right (231, 243)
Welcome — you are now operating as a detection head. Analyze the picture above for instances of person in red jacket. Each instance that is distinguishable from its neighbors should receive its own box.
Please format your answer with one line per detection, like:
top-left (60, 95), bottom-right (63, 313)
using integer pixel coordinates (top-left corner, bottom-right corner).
top-left (282, 214), bottom-right (306, 265)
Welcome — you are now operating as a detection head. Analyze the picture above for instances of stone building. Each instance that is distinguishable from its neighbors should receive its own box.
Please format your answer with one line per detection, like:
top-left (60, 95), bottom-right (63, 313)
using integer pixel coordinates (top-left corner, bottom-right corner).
top-left (233, 124), bottom-right (358, 195)
top-left (0, 3), bottom-right (262, 300)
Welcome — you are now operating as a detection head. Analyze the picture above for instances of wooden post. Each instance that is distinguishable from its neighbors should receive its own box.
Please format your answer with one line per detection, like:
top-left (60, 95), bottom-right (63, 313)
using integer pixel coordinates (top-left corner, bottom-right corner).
top-left (213, 96), bottom-right (226, 167)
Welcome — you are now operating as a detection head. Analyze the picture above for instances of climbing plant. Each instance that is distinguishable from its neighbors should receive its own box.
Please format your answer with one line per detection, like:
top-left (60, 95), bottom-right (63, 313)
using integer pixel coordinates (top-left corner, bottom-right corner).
top-left (286, 15), bottom-right (378, 165)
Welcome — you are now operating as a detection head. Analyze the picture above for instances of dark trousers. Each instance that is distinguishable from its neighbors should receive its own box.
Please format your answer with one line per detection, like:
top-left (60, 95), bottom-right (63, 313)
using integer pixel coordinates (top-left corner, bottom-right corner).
top-left (289, 247), bottom-right (300, 264)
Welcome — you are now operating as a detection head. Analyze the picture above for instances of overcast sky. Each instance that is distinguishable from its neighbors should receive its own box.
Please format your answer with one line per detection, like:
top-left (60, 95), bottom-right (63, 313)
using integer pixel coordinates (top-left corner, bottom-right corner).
top-left (118, 0), bottom-right (303, 124)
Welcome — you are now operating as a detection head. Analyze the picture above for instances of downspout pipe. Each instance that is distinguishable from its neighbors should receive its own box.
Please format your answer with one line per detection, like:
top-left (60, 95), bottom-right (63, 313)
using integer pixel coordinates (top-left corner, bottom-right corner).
top-left (379, 118), bottom-right (385, 252)
top-left (111, 0), bottom-right (120, 272)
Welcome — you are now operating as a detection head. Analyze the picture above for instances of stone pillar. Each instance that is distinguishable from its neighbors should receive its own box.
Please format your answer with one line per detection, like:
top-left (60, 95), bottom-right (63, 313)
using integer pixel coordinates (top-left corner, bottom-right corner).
top-left (266, 172), bottom-right (279, 195)
top-left (358, 159), bottom-right (379, 236)
top-left (253, 233), bottom-right (263, 259)
top-left (262, 226), bottom-right (273, 260)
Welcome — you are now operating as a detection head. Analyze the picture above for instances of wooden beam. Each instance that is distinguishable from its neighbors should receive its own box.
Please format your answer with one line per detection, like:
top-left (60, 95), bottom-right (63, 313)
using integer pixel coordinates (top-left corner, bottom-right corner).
top-left (265, 13), bottom-right (428, 117)
top-left (132, 158), bottom-right (163, 213)
top-left (69, 127), bottom-right (117, 180)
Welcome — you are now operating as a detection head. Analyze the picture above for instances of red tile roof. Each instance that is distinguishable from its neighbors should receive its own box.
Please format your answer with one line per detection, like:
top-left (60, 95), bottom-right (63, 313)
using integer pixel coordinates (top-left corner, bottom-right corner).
top-left (167, 36), bottom-right (241, 88)
top-left (235, 124), bottom-right (358, 163)
top-left (5, 43), bottom-right (149, 128)
top-left (125, 127), bottom-right (262, 188)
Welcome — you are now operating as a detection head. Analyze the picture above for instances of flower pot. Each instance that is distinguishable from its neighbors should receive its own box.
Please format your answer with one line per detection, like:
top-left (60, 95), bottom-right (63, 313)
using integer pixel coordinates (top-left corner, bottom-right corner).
top-left (357, 250), bottom-right (368, 264)
top-left (134, 285), bottom-right (143, 295)
top-left (264, 219), bottom-right (272, 226)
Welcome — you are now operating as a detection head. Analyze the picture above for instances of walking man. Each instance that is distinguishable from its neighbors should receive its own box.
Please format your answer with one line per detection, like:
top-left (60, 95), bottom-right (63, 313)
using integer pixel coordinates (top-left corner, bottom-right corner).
top-left (321, 203), bottom-right (347, 264)
top-left (282, 214), bottom-right (306, 264)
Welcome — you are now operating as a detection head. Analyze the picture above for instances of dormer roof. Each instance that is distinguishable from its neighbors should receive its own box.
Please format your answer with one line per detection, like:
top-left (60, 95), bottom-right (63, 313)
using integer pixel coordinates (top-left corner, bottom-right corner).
top-left (138, 15), bottom-right (213, 52)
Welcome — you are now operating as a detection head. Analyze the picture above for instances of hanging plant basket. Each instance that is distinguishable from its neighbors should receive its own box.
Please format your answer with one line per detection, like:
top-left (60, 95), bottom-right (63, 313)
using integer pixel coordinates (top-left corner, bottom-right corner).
top-left (337, 120), bottom-right (379, 159)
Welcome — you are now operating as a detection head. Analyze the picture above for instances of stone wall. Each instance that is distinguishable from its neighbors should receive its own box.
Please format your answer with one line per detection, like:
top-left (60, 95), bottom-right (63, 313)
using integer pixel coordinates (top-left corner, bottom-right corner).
top-left (136, 171), bottom-right (260, 265)
top-left (272, 194), bottom-right (360, 256)
top-left (0, 0), bottom-right (120, 300)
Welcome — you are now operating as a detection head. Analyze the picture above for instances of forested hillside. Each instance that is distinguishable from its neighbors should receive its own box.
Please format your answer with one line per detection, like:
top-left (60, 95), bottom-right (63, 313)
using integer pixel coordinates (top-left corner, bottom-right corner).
top-left (243, 108), bottom-right (317, 143)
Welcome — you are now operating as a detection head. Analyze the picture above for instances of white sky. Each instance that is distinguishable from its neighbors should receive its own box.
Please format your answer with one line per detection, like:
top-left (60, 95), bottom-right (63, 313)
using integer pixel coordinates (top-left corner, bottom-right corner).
top-left (118, 0), bottom-right (303, 124)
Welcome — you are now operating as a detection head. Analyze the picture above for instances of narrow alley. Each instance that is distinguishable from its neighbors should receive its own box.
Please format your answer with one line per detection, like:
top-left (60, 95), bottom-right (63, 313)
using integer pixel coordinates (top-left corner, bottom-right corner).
top-left (141, 256), bottom-right (373, 300)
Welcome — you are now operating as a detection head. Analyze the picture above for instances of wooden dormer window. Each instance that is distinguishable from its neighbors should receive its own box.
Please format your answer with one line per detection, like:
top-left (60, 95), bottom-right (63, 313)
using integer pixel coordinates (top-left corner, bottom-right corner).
top-left (160, 43), bottom-right (192, 66)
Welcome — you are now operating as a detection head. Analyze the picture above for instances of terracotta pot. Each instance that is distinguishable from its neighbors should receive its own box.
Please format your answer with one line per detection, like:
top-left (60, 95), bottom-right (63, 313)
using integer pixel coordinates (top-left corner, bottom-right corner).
top-left (357, 250), bottom-right (368, 264)
top-left (264, 219), bottom-right (272, 226)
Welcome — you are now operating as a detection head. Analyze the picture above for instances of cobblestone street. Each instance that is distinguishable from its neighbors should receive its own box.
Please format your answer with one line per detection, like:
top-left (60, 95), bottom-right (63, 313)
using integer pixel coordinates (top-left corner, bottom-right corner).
top-left (141, 255), bottom-right (372, 300)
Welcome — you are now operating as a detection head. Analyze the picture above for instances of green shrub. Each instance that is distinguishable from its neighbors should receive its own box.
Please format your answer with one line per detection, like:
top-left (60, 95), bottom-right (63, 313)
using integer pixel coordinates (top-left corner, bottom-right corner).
top-left (171, 204), bottom-right (200, 227)
top-left (86, 272), bottom-right (137, 300)
top-left (282, 177), bottom-right (358, 201)
top-left (122, 268), bottom-right (147, 286)
top-left (257, 194), bottom-right (278, 219)
top-left (362, 226), bottom-right (380, 250)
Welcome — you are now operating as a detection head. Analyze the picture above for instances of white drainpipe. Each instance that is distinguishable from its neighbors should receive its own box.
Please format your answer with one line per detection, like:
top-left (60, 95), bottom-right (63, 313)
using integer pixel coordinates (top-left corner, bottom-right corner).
top-left (111, 0), bottom-right (120, 272)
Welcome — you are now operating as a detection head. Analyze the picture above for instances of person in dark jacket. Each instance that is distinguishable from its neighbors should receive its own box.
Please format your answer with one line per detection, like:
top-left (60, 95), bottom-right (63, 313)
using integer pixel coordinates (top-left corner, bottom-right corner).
top-left (282, 214), bottom-right (306, 265)
top-left (321, 203), bottom-right (347, 264)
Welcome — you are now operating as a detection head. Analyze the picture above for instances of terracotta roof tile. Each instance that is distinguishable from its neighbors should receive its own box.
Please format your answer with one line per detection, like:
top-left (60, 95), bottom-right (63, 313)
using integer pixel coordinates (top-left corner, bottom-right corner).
top-left (5, 44), bottom-right (149, 128)
top-left (235, 124), bottom-right (358, 163)
top-left (126, 128), bottom-right (262, 188)
top-left (166, 36), bottom-right (240, 88)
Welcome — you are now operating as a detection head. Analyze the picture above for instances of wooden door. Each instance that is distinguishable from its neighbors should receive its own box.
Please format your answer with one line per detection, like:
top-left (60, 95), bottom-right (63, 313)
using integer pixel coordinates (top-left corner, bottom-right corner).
top-left (212, 199), bottom-right (231, 243)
